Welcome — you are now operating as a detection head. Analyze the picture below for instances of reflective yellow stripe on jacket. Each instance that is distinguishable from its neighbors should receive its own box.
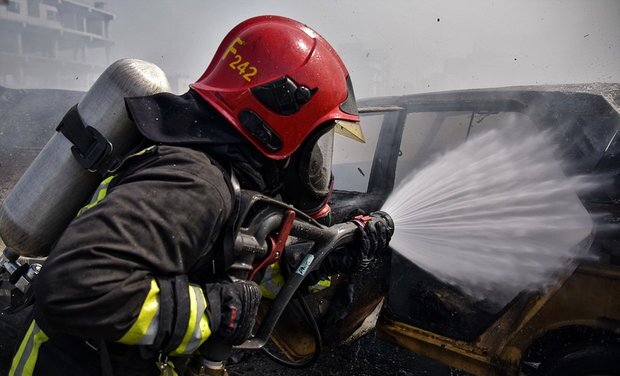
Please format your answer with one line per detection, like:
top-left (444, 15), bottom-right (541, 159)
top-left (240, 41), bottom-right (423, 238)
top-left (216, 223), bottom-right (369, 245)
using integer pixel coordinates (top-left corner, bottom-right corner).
top-left (117, 279), bottom-right (212, 355)
top-left (76, 174), bottom-right (116, 217)
top-left (308, 276), bottom-right (332, 293)
top-left (76, 145), bottom-right (158, 217)
top-left (259, 263), bottom-right (285, 299)
top-left (259, 262), bottom-right (331, 299)
top-left (9, 320), bottom-right (49, 376)
top-left (171, 285), bottom-right (211, 356)
top-left (118, 279), bottom-right (161, 346)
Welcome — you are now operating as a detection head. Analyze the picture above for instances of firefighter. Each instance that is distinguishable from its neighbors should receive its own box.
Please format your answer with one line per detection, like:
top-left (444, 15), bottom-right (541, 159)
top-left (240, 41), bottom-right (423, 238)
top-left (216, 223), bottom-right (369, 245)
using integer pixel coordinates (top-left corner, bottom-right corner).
top-left (9, 15), bottom-right (391, 376)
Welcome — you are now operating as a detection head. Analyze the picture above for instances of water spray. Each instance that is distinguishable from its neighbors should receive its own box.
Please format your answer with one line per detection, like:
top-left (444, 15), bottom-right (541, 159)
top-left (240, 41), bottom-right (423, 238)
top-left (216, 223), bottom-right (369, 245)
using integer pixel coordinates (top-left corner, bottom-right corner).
top-left (381, 124), bottom-right (597, 305)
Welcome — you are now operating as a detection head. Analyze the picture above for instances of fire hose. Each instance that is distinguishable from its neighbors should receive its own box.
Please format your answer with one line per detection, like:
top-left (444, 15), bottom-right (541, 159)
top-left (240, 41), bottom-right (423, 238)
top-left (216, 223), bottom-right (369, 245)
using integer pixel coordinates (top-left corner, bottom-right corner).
top-left (186, 192), bottom-right (393, 375)
top-left (0, 191), bottom-right (393, 375)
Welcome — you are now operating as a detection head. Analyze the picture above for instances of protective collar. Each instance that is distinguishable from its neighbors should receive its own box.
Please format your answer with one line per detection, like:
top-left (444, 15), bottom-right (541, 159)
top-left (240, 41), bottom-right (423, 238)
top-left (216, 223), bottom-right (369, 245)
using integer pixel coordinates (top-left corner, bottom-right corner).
top-left (125, 90), bottom-right (283, 194)
top-left (125, 89), bottom-right (244, 146)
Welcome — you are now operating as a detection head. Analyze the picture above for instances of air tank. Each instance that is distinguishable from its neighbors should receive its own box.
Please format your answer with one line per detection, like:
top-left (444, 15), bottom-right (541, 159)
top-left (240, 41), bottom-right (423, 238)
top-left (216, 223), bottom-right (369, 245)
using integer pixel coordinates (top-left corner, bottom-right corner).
top-left (0, 59), bottom-right (171, 257)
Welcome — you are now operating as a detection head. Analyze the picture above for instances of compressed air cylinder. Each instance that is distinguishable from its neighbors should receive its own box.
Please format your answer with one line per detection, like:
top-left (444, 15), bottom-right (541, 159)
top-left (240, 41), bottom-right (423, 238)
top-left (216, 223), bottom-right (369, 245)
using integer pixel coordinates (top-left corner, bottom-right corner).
top-left (0, 59), bottom-right (171, 257)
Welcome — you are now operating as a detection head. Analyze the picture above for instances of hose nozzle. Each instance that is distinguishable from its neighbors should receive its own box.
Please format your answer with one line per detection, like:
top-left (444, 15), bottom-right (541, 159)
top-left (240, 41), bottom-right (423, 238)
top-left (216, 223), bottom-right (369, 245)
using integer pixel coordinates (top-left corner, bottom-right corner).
top-left (350, 210), bottom-right (395, 242)
top-left (370, 211), bottom-right (394, 237)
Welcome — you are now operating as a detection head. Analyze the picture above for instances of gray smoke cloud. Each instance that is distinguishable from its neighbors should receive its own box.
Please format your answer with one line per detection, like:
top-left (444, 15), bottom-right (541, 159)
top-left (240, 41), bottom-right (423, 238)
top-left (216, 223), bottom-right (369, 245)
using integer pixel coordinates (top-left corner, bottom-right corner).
top-left (102, 0), bottom-right (620, 96)
top-left (2, 0), bottom-right (619, 96)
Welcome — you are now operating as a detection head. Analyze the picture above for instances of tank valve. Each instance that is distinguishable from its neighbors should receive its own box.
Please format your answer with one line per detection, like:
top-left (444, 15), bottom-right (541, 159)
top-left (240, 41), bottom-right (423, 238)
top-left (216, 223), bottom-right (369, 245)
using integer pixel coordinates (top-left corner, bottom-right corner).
top-left (0, 247), bottom-right (42, 311)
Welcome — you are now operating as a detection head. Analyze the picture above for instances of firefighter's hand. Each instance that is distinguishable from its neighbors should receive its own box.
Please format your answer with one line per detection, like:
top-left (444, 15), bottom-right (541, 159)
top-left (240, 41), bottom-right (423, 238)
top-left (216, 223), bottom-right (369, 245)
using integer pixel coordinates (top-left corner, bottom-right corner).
top-left (204, 281), bottom-right (262, 346)
top-left (351, 211), bottom-right (393, 272)
top-left (348, 211), bottom-right (394, 272)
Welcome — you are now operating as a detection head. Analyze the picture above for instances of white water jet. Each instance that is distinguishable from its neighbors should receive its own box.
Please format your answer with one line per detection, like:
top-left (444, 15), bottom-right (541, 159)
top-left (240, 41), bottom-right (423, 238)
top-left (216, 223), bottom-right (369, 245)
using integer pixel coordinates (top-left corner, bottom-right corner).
top-left (382, 124), bottom-right (597, 305)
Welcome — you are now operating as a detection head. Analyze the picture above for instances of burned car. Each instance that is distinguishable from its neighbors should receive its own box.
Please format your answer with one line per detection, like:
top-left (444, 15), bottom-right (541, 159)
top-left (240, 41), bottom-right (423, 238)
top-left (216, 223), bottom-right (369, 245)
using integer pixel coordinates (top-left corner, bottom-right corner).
top-left (327, 83), bottom-right (620, 375)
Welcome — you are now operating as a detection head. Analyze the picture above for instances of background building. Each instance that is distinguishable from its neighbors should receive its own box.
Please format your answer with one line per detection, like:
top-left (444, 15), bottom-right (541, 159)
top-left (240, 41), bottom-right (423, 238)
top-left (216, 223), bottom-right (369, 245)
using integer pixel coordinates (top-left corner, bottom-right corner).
top-left (0, 0), bottom-right (113, 90)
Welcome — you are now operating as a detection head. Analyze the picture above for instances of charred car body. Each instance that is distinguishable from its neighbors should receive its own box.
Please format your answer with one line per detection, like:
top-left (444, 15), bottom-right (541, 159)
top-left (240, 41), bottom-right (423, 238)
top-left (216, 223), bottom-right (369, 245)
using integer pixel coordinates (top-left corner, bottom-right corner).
top-left (331, 83), bottom-right (620, 375)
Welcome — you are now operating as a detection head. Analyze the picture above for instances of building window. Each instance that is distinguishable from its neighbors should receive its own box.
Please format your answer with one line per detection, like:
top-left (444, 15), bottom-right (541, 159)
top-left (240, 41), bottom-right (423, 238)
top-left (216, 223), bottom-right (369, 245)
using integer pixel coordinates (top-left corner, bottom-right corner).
top-left (76, 15), bottom-right (85, 31)
top-left (47, 10), bottom-right (56, 21)
top-left (27, 0), bottom-right (40, 17)
top-left (8, 1), bottom-right (21, 13)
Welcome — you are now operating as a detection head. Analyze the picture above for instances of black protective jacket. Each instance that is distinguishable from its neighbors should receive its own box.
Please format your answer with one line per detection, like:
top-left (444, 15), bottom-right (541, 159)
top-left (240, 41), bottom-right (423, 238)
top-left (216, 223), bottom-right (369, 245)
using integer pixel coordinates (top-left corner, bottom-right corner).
top-left (11, 144), bottom-right (233, 375)
top-left (9, 90), bottom-right (355, 375)
top-left (9, 91), bottom-right (270, 376)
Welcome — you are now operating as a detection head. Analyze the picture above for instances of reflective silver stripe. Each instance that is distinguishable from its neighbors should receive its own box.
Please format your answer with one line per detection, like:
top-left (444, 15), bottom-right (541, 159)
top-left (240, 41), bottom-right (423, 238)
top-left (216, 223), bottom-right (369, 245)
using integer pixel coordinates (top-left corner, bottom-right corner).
top-left (117, 279), bottom-right (160, 345)
top-left (184, 285), bottom-right (207, 354)
top-left (259, 263), bottom-right (284, 299)
top-left (139, 299), bottom-right (160, 345)
top-left (10, 320), bottom-right (49, 376)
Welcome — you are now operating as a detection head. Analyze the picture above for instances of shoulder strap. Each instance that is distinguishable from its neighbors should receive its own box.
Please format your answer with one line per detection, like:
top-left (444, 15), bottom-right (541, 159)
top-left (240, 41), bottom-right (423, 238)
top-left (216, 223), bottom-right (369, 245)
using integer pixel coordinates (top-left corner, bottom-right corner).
top-left (187, 154), bottom-right (242, 280)
top-left (56, 104), bottom-right (117, 175)
top-left (210, 157), bottom-right (242, 275)
top-left (221, 169), bottom-right (242, 271)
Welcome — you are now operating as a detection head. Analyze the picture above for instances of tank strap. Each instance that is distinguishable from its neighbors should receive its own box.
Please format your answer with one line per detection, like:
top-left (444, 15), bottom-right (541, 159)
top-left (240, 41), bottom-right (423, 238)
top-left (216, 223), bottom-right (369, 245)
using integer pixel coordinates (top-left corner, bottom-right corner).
top-left (56, 104), bottom-right (117, 174)
top-left (209, 159), bottom-right (242, 274)
top-left (75, 146), bottom-right (158, 217)
top-left (221, 168), bottom-right (242, 270)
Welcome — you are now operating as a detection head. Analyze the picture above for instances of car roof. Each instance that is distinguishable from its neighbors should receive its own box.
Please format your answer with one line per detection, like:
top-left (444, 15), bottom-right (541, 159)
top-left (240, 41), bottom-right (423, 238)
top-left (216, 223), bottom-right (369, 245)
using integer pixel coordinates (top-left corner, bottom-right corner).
top-left (358, 83), bottom-right (620, 116)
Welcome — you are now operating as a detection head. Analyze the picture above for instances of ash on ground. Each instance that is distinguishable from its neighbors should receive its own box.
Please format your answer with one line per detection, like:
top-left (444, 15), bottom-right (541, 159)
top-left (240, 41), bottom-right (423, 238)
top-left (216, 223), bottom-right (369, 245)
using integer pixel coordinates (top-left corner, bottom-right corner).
top-left (227, 331), bottom-right (456, 376)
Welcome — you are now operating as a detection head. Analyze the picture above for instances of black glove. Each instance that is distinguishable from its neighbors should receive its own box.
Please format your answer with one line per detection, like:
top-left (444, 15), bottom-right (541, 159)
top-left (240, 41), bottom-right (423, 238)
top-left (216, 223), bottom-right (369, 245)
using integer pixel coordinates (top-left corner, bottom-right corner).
top-left (204, 280), bottom-right (262, 346)
top-left (352, 211), bottom-right (393, 272)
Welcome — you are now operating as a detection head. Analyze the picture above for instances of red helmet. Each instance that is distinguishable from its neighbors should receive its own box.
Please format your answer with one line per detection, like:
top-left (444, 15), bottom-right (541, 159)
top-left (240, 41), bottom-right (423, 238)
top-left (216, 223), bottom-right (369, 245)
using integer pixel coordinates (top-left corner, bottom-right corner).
top-left (190, 15), bottom-right (360, 160)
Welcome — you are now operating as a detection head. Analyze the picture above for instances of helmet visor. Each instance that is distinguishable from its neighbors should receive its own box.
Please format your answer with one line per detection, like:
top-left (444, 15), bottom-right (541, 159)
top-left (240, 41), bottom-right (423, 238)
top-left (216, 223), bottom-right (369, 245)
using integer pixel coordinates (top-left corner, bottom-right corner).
top-left (306, 127), bottom-right (334, 196)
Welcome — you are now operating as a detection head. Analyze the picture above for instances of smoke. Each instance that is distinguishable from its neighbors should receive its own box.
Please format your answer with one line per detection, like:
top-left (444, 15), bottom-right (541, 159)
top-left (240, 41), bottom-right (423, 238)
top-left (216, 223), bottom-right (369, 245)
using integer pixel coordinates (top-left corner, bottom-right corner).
top-left (104, 0), bottom-right (620, 97)
top-left (1, 1), bottom-right (619, 95)
top-left (0, 87), bottom-right (84, 202)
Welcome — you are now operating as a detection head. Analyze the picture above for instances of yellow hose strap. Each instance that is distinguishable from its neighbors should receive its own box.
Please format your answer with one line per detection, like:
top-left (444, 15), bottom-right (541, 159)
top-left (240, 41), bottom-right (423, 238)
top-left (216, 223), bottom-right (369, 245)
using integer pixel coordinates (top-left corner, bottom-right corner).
top-left (9, 320), bottom-right (49, 376)
top-left (77, 174), bottom-right (116, 216)
top-left (118, 279), bottom-right (160, 345)
top-left (171, 285), bottom-right (212, 356)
